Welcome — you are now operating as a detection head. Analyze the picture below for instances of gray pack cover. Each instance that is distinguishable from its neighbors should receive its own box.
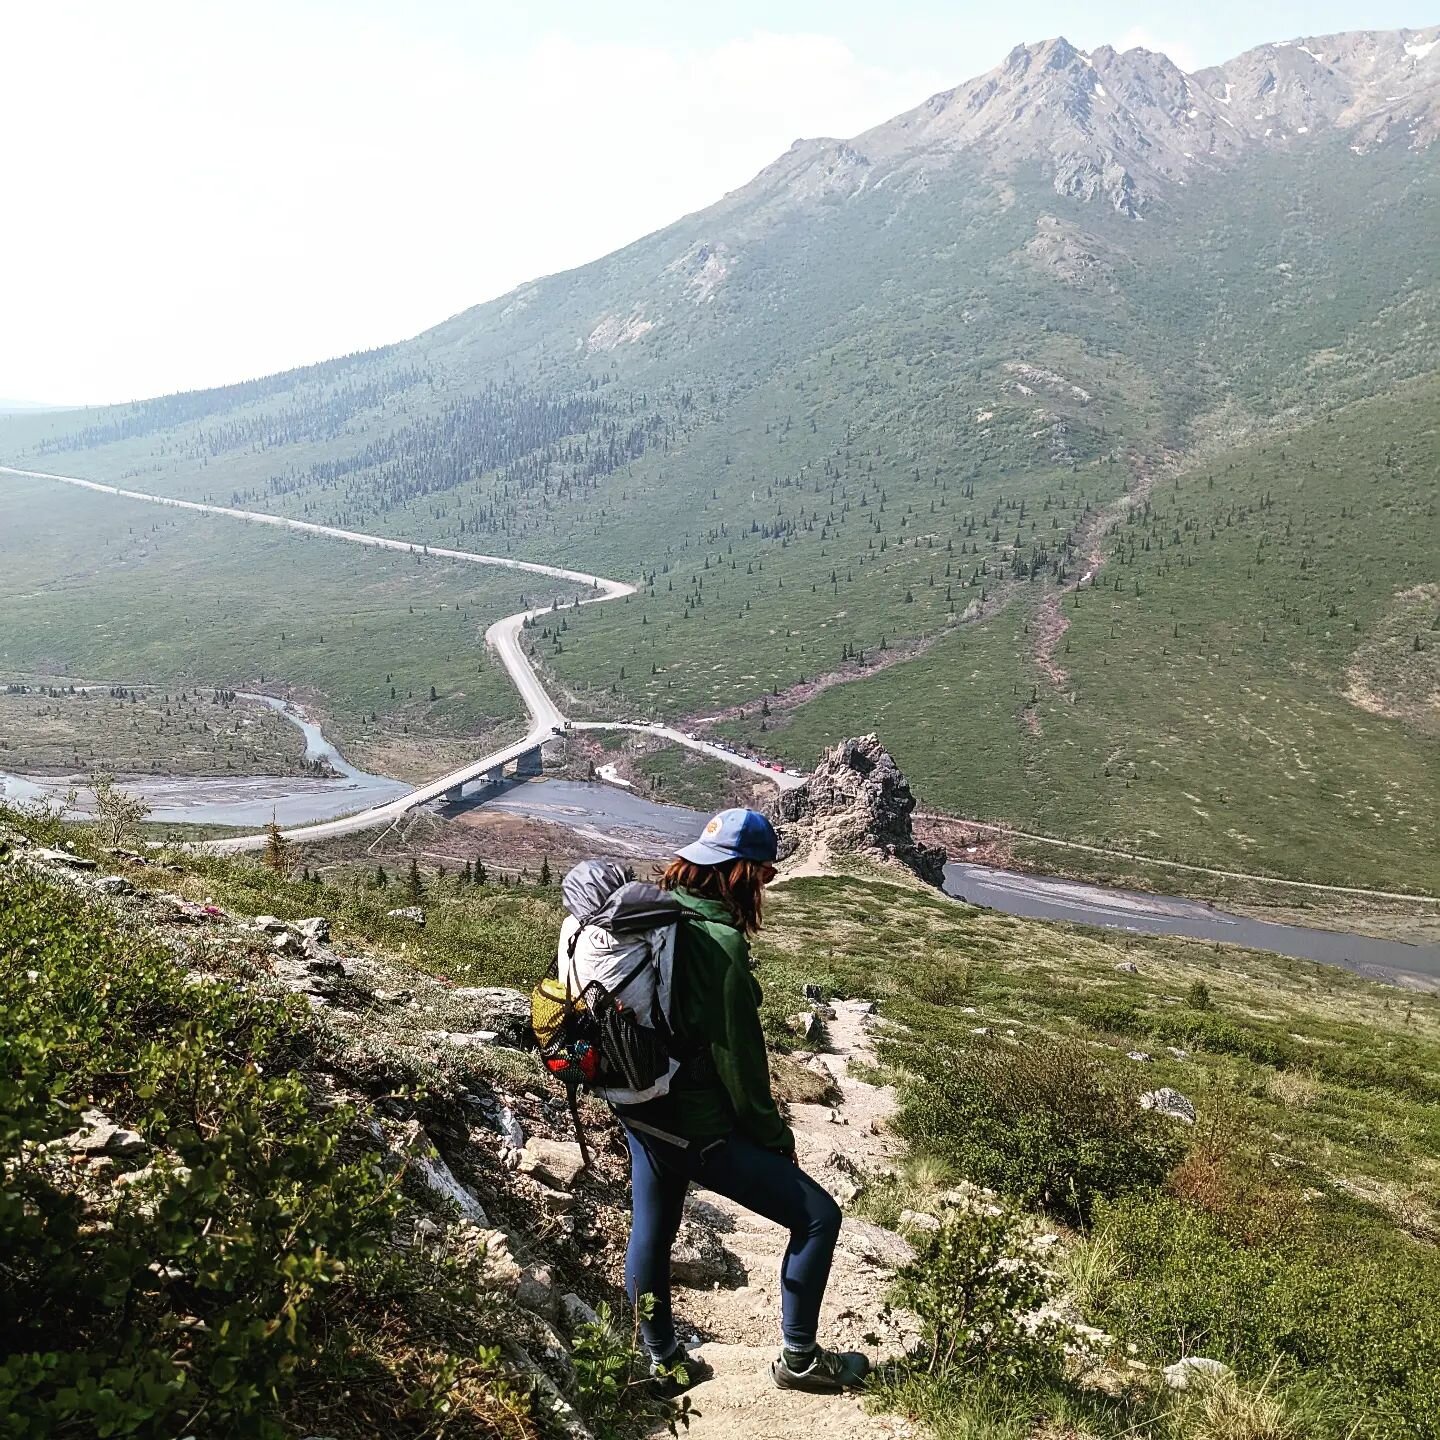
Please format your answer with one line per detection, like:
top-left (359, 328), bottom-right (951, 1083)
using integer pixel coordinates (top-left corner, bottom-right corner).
top-left (557, 860), bottom-right (683, 1104)
top-left (561, 859), bottom-right (682, 938)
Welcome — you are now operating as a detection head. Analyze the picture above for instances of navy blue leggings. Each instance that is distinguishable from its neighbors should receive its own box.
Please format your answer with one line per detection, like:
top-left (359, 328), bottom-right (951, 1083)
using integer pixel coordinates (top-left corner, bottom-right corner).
top-left (622, 1124), bottom-right (843, 1358)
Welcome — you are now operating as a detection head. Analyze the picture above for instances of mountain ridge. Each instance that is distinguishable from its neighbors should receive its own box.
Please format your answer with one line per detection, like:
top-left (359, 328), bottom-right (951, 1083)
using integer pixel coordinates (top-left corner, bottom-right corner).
top-left (402, 23), bottom-right (1438, 386)
top-left (2, 23), bottom-right (1436, 893)
top-left (653, 25), bottom-right (1440, 237)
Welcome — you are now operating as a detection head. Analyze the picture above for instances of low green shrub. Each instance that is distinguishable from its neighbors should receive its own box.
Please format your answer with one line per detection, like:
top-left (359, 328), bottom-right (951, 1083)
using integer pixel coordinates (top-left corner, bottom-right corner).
top-left (1090, 1192), bottom-right (1440, 1437)
top-left (1306, 1048), bottom-right (1440, 1104)
top-left (1185, 981), bottom-right (1215, 1012)
top-left (908, 953), bottom-right (974, 1008)
top-left (0, 860), bottom-right (530, 1438)
top-left (869, 1207), bottom-right (1127, 1440)
top-left (890, 1204), bottom-right (1070, 1387)
top-left (1149, 1010), bottom-right (1290, 1067)
top-left (895, 1036), bottom-right (1185, 1223)
top-left (1078, 996), bottom-right (1144, 1034)
top-left (570, 1297), bottom-right (693, 1439)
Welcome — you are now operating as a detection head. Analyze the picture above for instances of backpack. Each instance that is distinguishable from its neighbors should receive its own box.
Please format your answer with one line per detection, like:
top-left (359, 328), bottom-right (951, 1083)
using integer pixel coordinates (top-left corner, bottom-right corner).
top-left (530, 860), bottom-right (688, 1165)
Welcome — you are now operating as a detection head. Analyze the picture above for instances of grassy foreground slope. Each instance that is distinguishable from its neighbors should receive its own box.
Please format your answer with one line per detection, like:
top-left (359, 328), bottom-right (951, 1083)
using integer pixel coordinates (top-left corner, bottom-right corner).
top-left (0, 826), bottom-right (549, 1439)
top-left (736, 383), bottom-right (1440, 892)
top-left (759, 872), bottom-right (1440, 1437)
top-left (5, 789), bottom-right (1440, 1436)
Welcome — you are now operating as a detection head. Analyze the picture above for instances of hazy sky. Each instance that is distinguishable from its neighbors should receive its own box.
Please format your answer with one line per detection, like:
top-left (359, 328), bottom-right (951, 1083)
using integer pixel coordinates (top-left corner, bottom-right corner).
top-left (3, 0), bottom-right (1433, 406)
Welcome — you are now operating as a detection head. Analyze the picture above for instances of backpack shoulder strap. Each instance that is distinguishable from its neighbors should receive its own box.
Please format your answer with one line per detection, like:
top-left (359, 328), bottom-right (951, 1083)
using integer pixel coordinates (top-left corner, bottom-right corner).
top-left (612, 948), bottom-right (656, 997)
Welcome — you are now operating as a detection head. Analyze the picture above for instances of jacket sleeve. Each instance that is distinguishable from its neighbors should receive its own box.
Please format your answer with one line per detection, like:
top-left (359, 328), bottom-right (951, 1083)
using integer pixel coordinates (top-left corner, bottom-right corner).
top-left (707, 945), bottom-right (795, 1154)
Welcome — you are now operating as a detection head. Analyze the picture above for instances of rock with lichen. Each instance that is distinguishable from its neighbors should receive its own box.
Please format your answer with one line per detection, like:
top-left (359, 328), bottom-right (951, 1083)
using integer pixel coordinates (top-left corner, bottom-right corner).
top-left (771, 734), bottom-right (945, 886)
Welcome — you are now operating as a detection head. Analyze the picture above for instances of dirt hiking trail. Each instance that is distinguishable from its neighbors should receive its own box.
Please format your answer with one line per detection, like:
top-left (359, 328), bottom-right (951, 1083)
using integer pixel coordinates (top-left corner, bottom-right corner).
top-left (650, 1000), bottom-right (924, 1438)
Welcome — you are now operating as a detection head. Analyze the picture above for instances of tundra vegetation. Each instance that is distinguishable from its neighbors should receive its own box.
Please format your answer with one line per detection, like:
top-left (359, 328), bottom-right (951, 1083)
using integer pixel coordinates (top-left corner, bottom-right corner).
top-left (0, 684), bottom-right (320, 778)
top-left (756, 874), bottom-right (1440, 1438)
top-left (5, 799), bottom-right (1437, 1438)
top-left (0, 832), bottom-right (534, 1439)
top-left (2, 29), bottom-right (1438, 1439)
top-left (0, 475), bottom-right (536, 782)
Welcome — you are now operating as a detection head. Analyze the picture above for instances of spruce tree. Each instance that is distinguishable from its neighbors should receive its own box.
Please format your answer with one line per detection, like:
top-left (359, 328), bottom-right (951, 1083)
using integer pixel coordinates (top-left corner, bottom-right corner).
top-left (263, 819), bottom-right (289, 875)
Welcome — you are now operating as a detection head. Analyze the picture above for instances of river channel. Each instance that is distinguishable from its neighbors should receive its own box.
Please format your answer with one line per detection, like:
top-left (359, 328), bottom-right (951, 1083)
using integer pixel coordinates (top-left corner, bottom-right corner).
top-left (3, 699), bottom-right (1436, 986)
top-left (0, 695), bottom-right (411, 828)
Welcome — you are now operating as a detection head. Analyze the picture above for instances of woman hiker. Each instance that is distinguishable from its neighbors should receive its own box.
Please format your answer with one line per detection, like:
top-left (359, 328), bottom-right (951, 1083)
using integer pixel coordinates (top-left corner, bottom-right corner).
top-left (616, 807), bottom-right (870, 1397)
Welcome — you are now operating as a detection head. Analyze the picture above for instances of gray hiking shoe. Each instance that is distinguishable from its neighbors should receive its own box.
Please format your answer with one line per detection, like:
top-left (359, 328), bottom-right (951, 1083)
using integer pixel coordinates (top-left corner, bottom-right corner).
top-left (649, 1345), bottom-right (713, 1398)
top-left (771, 1345), bottom-right (871, 1393)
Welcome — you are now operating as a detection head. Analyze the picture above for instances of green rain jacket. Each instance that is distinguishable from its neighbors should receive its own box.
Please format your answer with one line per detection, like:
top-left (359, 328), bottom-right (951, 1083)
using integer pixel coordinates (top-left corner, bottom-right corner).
top-left (619, 889), bottom-right (794, 1154)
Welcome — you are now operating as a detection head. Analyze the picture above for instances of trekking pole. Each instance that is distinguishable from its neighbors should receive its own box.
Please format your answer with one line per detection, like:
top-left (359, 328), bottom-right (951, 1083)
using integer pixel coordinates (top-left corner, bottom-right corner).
top-left (566, 1082), bottom-right (593, 1170)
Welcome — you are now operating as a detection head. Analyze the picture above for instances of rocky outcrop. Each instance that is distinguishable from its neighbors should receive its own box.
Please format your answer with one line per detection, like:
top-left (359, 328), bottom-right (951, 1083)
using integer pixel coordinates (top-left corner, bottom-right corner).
top-left (772, 734), bottom-right (946, 887)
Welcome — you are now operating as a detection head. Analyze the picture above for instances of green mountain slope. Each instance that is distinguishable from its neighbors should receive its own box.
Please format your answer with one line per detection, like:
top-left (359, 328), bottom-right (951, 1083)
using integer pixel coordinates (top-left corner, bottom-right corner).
top-left (730, 381), bottom-right (1440, 890)
top-left (2, 27), bottom-right (1436, 886)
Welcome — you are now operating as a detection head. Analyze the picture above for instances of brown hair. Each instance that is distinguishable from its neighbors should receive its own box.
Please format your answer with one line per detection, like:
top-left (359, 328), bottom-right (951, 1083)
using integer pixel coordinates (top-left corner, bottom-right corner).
top-left (659, 856), bottom-right (772, 936)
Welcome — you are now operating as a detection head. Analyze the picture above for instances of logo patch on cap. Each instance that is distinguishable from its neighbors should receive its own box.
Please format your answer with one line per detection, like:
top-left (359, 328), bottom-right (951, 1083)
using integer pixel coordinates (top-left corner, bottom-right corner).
top-left (704, 818), bottom-right (721, 835)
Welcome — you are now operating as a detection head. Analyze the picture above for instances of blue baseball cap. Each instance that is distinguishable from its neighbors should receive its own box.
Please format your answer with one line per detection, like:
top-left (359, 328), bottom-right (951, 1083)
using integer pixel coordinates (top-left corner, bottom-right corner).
top-left (677, 807), bottom-right (778, 866)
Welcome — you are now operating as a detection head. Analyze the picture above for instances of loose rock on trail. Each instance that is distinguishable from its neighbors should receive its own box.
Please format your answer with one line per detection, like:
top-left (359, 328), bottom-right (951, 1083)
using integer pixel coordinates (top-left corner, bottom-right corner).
top-left (649, 998), bottom-right (923, 1438)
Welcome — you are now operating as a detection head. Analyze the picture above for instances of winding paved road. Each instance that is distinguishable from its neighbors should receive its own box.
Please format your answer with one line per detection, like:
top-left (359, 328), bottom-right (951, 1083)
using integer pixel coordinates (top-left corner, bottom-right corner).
top-left (1, 464), bottom-right (798, 852)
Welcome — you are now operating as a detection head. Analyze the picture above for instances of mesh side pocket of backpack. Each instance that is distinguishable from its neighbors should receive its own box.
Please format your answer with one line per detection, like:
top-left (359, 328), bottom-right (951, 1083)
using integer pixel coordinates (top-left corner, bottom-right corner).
top-left (532, 976), bottom-right (603, 1086)
top-left (530, 974), bottom-right (573, 1051)
top-left (595, 1001), bottom-right (671, 1091)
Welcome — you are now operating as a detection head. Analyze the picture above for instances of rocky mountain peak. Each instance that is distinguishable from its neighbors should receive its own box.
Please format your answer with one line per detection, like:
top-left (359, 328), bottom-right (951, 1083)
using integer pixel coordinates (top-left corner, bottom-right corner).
top-left (772, 734), bottom-right (947, 887)
top-left (450, 23), bottom-right (1439, 372)
top-left (1195, 27), bottom-right (1440, 154)
top-left (849, 35), bottom-right (1222, 215)
top-left (1004, 35), bottom-right (1085, 75)
top-left (731, 25), bottom-right (1440, 229)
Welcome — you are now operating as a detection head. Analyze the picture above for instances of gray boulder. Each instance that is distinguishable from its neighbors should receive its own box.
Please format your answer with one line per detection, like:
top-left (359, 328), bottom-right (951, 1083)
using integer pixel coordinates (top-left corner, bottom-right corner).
top-left (498, 1105), bottom-right (526, 1151)
top-left (671, 1220), bottom-right (738, 1286)
top-left (410, 1146), bottom-right (489, 1224)
top-left (387, 906), bottom-right (426, 926)
top-left (34, 847), bottom-right (97, 870)
top-left (1140, 1087), bottom-right (1197, 1125)
top-left (898, 1209), bottom-right (942, 1233)
top-left (1164, 1356), bottom-right (1232, 1390)
top-left (788, 1011), bottom-right (822, 1044)
top-left (450, 986), bottom-right (531, 1046)
top-left (562, 1293), bottom-right (600, 1330)
top-left (296, 916), bottom-right (331, 947)
top-left (63, 1108), bottom-right (146, 1158)
top-left (519, 1138), bottom-right (587, 1190)
top-left (517, 1263), bottom-right (558, 1318)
